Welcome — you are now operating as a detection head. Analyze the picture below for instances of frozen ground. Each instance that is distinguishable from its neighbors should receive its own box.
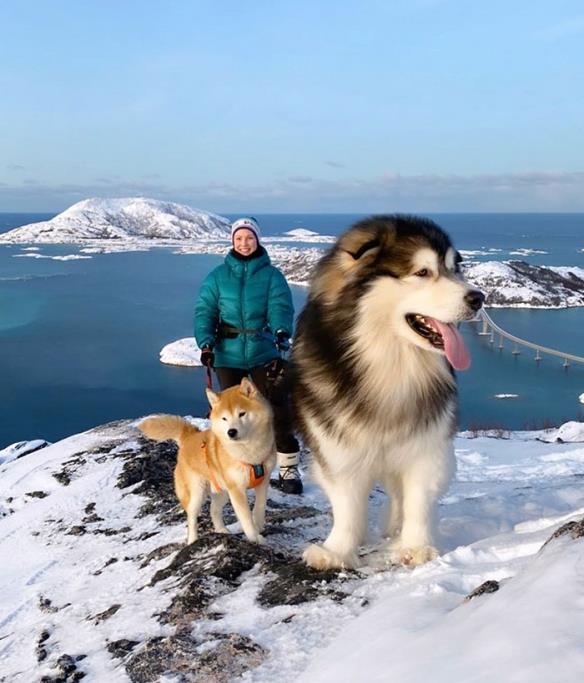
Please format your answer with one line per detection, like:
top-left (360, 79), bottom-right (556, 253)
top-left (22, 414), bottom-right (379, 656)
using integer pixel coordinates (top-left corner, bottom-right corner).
top-left (1, 421), bottom-right (584, 681)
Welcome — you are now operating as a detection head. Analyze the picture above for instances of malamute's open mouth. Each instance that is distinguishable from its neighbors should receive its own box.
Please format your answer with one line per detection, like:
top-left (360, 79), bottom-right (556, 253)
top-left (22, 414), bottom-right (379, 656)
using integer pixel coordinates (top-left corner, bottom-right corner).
top-left (405, 313), bottom-right (471, 370)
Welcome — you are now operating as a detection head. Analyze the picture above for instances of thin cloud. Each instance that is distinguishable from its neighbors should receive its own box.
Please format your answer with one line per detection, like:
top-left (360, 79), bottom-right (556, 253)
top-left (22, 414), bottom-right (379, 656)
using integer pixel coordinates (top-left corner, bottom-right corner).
top-left (6, 164), bottom-right (26, 172)
top-left (288, 176), bottom-right (314, 184)
top-left (324, 161), bottom-right (345, 169)
top-left (1, 171), bottom-right (584, 212)
top-left (533, 16), bottom-right (584, 41)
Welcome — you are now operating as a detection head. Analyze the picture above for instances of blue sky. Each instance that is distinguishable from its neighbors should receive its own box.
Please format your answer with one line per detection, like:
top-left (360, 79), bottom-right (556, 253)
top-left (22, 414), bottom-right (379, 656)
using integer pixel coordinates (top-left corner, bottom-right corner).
top-left (1, 0), bottom-right (583, 212)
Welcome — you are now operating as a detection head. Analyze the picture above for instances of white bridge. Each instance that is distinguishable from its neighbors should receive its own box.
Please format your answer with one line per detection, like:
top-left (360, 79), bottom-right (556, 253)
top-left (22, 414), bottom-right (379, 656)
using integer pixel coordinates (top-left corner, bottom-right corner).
top-left (473, 309), bottom-right (584, 368)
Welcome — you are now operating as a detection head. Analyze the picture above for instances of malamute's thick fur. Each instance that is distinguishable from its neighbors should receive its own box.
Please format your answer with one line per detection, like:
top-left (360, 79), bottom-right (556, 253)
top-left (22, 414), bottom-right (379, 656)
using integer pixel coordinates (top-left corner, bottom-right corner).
top-left (292, 215), bottom-right (484, 569)
top-left (139, 378), bottom-right (276, 545)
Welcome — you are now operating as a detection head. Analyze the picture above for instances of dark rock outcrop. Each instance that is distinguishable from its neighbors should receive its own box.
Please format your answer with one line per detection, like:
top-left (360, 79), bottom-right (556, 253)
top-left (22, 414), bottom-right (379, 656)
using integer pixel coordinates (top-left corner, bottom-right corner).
top-left (464, 580), bottom-right (500, 601)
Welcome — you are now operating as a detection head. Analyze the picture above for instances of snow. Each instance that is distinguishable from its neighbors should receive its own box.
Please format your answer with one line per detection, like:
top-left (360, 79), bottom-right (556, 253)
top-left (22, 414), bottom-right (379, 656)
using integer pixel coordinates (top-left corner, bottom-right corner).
top-left (494, 393), bottom-right (519, 399)
top-left (301, 532), bottom-right (584, 682)
top-left (1, 422), bottom-right (584, 681)
top-left (159, 337), bottom-right (202, 367)
top-left (580, 393), bottom-right (584, 405)
top-left (13, 253), bottom-right (92, 261)
top-left (509, 247), bottom-right (548, 256)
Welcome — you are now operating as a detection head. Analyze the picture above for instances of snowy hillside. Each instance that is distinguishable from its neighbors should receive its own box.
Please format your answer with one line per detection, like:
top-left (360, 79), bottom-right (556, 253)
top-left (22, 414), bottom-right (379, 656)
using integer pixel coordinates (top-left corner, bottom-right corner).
top-left (0, 198), bottom-right (231, 243)
top-left (1, 420), bottom-right (584, 681)
top-left (462, 260), bottom-right (584, 308)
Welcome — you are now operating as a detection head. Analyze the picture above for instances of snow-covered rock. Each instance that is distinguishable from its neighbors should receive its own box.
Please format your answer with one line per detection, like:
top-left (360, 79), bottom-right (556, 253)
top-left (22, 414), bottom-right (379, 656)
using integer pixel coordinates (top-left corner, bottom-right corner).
top-left (0, 439), bottom-right (50, 465)
top-left (463, 260), bottom-right (584, 307)
top-left (539, 421), bottom-right (584, 443)
top-left (579, 393), bottom-right (584, 405)
top-left (0, 197), bottom-right (231, 244)
top-left (159, 338), bottom-right (202, 367)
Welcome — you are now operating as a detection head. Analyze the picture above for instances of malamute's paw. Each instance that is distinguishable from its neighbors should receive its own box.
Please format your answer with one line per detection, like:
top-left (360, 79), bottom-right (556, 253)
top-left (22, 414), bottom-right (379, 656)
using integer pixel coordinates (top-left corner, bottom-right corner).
top-left (389, 543), bottom-right (438, 567)
top-left (303, 543), bottom-right (359, 570)
top-left (246, 532), bottom-right (266, 545)
top-left (252, 517), bottom-right (265, 534)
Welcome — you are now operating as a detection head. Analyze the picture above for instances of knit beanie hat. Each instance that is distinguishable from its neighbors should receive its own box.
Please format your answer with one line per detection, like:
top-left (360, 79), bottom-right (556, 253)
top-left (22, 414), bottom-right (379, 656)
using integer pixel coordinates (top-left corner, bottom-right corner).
top-left (231, 217), bottom-right (261, 244)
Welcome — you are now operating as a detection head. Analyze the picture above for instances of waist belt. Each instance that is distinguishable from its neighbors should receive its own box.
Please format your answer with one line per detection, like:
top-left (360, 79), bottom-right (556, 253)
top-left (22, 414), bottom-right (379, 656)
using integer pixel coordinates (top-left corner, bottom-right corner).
top-left (218, 322), bottom-right (267, 339)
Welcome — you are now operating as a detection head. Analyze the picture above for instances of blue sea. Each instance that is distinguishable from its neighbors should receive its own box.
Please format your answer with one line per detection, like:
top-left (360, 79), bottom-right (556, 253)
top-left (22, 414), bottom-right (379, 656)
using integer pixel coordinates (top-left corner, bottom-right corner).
top-left (1, 212), bottom-right (584, 449)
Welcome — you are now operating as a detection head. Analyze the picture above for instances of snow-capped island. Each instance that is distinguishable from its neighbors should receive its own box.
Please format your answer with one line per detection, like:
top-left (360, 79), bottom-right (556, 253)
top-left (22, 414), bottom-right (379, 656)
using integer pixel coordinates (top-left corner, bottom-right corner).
top-left (462, 260), bottom-right (584, 308)
top-left (2, 197), bottom-right (584, 309)
top-left (264, 228), bottom-right (336, 244)
top-left (0, 197), bottom-right (231, 244)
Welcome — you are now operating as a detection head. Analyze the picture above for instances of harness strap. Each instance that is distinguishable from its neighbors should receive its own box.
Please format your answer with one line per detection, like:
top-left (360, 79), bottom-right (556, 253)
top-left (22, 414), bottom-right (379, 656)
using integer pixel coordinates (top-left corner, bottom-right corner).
top-left (202, 440), bottom-right (265, 492)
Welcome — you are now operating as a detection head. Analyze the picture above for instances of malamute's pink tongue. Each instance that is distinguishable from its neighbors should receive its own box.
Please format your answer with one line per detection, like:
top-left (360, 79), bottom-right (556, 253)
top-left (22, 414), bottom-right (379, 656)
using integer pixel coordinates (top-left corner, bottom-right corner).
top-left (427, 318), bottom-right (471, 371)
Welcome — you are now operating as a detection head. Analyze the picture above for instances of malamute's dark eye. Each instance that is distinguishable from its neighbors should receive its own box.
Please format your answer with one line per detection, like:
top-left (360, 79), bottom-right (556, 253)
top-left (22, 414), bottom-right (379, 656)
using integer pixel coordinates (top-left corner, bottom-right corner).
top-left (239, 411), bottom-right (246, 417)
top-left (414, 268), bottom-right (430, 277)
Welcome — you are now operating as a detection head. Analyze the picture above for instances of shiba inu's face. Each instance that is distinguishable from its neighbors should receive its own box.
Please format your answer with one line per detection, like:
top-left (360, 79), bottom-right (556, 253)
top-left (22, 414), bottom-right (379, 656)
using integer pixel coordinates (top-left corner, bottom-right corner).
top-left (314, 216), bottom-right (484, 371)
top-left (206, 378), bottom-right (272, 443)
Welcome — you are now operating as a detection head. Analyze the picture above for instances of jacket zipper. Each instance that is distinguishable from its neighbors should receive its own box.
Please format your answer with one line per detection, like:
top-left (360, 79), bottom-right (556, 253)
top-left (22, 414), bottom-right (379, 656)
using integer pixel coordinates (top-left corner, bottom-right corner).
top-left (242, 262), bottom-right (248, 367)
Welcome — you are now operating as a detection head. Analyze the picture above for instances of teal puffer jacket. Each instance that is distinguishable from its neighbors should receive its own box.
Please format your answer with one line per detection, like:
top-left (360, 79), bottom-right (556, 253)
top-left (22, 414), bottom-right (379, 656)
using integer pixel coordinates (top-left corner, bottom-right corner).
top-left (194, 247), bottom-right (294, 369)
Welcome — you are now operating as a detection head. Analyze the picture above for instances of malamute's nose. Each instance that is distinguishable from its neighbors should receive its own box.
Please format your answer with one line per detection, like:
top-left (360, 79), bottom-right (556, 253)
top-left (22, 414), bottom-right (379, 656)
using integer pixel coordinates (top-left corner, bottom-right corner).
top-left (465, 289), bottom-right (485, 311)
top-left (227, 428), bottom-right (238, 439)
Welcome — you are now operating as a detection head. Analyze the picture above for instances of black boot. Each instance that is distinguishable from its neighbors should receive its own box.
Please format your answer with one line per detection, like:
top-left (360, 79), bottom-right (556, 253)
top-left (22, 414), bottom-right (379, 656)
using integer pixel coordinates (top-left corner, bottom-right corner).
top-left (272, 451), bottom-right (303, 495)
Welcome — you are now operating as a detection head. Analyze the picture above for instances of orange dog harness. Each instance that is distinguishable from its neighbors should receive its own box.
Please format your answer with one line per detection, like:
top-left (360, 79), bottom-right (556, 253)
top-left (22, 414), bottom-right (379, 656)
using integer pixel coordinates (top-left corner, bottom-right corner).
top-left (202, 441), bottom-right (266, 493)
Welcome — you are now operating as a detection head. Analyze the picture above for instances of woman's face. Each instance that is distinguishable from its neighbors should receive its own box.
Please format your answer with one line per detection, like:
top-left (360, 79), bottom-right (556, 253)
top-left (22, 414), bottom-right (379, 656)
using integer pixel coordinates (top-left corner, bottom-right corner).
top-left (233, 228), bottom-right (258, 256)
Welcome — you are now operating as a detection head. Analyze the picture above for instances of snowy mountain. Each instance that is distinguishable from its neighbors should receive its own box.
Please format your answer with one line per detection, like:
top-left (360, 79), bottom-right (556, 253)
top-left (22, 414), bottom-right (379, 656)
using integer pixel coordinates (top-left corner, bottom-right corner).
top-left (462, 260), bottom-right (584, 308)
top-left (0, 198), bottom-right (231, 243)
top-left (1, 419), bottom-right (584, 681)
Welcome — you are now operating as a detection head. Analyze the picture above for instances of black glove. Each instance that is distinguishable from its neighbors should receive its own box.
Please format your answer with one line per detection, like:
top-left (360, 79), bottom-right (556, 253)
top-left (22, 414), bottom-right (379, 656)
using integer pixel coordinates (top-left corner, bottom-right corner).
top-left (275, 330), bottom-right (291, 353)
top-left (200, 347), bottom-right (215, 368)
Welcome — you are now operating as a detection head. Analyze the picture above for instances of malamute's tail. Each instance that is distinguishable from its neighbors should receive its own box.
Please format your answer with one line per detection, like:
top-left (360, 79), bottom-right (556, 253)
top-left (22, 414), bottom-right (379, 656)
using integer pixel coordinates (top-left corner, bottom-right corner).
top-left (138, 415), bottom-right (199, 443)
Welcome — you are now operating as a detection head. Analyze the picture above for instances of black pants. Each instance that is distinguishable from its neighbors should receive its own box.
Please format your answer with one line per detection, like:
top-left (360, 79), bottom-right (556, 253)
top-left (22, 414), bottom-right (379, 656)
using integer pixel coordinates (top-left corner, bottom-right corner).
top-left (215, 364), bottom-right (299, 454)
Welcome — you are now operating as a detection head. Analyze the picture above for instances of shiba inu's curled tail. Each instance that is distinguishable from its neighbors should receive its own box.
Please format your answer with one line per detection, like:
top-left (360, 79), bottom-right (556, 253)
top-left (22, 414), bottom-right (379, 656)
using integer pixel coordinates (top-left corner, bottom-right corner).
top-left (138, 415), bottom-right (199, 443)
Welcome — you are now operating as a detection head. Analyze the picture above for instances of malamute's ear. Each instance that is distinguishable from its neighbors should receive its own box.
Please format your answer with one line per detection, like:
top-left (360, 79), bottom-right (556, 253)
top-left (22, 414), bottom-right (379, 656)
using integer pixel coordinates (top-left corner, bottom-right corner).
top-left (239, 377), bottom-right (257, 398)
top-left (206, 388), bottom-right (220, 407)
top-left (337, 223), bottom-right (394, 273)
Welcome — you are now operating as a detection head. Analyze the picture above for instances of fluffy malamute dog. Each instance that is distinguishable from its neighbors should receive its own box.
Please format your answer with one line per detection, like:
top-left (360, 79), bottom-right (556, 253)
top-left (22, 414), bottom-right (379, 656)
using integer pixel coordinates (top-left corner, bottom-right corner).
top-left (292, 215), bottom-right (484, 569)
top-left (139, 378), bottom-right (276, 545)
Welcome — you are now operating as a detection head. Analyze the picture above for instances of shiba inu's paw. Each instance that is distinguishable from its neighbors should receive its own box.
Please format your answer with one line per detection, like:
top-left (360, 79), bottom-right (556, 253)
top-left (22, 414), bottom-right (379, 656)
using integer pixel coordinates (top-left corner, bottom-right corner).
top-left (389, 543), bottom-right (438, 567)
top-left (213, 526), bottom-right (229, 534)
top-left (303, 544), bottom-right (359, 570)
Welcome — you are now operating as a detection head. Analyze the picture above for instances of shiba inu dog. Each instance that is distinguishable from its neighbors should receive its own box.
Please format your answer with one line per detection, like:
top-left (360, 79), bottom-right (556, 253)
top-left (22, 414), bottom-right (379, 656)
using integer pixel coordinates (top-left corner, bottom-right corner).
top-left (291, 215), bottom-right (484, 569)
top-left (139, 378), bottom-right (276, 545)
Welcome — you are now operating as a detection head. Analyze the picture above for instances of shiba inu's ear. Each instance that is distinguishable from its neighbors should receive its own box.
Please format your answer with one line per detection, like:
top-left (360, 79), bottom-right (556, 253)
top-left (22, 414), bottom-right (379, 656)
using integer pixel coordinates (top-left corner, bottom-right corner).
top-left (206, 388), bottom-right (220, 407)
top-left (239, 377), bottom-right (257, 398)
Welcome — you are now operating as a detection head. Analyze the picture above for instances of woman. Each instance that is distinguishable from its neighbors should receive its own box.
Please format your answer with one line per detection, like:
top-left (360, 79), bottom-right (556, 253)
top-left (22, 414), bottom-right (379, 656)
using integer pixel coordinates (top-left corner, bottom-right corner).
top-left (194, 217), bottom-right (302, 495)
